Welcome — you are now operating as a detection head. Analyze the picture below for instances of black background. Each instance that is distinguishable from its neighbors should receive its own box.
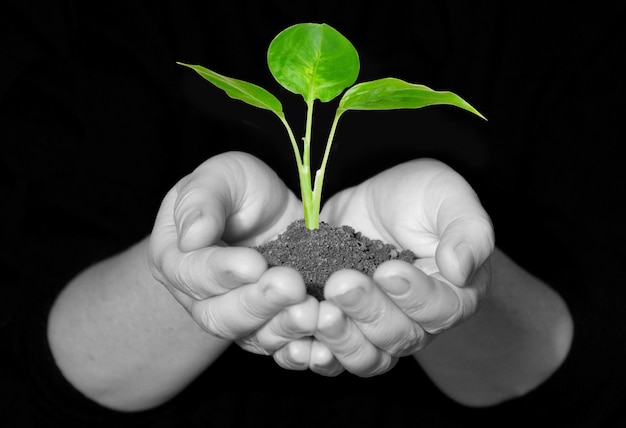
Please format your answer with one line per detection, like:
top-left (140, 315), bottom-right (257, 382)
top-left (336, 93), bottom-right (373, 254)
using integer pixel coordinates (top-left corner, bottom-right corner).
top-left (2, 1), bottom-right (626, 427)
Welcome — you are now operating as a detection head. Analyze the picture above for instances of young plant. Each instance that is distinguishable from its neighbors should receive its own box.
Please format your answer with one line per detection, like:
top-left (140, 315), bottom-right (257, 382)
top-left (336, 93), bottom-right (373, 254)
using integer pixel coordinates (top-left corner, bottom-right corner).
top-left (178, 23), bottom-right (485, 230)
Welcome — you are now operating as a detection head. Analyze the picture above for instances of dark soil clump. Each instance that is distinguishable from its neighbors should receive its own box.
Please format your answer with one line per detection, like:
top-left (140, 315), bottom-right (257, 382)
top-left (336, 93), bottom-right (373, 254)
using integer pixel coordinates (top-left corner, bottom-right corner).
top-left (255, 219), bottom-right (417, 300)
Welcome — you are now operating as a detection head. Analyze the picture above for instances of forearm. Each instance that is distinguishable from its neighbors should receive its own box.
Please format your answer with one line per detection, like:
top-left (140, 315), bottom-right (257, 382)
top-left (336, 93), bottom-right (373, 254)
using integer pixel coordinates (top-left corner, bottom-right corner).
top-left (414, 248), bottom-right (573, 407)
top-left (47, 237), bottom-right (231, 411)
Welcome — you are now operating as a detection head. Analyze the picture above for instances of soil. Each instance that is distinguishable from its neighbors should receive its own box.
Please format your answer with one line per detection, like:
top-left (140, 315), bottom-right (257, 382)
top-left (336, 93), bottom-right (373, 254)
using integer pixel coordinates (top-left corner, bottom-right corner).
top-left (255, 219), bottom-right (417, 300)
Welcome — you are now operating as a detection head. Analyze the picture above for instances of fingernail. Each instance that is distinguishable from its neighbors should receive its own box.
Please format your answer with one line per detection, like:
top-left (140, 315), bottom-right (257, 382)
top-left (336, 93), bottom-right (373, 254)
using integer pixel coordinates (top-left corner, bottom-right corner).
top-left (180, 209), bottom-right (201, 242)
top-left (332, 287), bottom-right (364, 307)
top-left (382, 276), bottom-right (411, 296)
top-left (322, 318), bottom-right (345, 338)
top-left (286, 342), bottom-right (309, 369)
top-left (263, 284), bottom-right (285, 305)
top-left (454, 242), bottom-right (475, 284)
top-left (319, 311), bottom-right (347, 339)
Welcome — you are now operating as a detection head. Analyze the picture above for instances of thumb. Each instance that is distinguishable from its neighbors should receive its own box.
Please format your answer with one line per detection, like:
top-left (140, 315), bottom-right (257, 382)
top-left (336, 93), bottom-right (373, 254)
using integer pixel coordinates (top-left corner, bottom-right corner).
top-left (174, 154), bottom-right (238, 252)
top-left (436, 213), bottom-right (494, 287)
top-left (177, 208), bottom-right (226, 253)
top-left (174, 151), bottom-right (300, 252)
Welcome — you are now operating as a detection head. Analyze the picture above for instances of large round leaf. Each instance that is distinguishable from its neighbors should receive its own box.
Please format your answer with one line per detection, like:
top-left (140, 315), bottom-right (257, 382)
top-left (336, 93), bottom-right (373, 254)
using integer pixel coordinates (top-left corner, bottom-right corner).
top-left (267, 23), bottom-right (359, 103)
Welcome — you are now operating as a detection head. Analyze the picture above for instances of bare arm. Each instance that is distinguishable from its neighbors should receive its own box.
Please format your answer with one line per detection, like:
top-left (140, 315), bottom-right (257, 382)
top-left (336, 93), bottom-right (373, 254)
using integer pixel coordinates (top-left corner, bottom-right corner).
top-left (414, 248), bottom-right (573, 406)
top-left (316, 159), bottom-right (573, 405)
top-left (48, 238), bottom-right (230, 411)
top-left (48, 152), bottom-right (311, 412)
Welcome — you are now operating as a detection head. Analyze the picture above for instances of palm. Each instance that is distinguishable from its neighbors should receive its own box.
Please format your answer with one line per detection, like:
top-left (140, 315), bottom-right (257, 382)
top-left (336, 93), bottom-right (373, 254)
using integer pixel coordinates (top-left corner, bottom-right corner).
top-left (321, 159), bottom-right (494, 287)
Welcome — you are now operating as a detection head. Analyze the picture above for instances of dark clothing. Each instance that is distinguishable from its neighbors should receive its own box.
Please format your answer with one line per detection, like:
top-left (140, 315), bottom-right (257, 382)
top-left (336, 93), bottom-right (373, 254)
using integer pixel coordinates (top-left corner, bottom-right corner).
top-left (2, 1), bottom-right (625, 426)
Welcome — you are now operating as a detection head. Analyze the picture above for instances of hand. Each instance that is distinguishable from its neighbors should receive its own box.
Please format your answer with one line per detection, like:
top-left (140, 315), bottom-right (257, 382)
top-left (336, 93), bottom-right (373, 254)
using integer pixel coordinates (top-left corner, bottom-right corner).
top-left (313, 159), bottom-right (495, 377)
top-left (148, 151), bottom-right (318, 369)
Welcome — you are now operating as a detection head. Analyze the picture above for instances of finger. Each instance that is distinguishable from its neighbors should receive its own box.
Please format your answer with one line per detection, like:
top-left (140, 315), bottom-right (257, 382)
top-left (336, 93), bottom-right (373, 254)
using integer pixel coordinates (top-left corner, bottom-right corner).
top-left (272, 338), bottom-right (314, 371)
top-left (174, 164), bottom-right (237, 251)
top-left (374, 259), bottom-right (483, 334)
top-left (174, 152), bottom-right (301, 250)
top-left (154, 241), bottom-right (268, 301)
top-left (309, 340), bottom-right (345, 376)
top-left (315, 301), bottom-right (395, 377)
top-left (362, 159), bottom-right (494, 286)
top-left (149, 178), bottom-right (263, 302)
top-left (433, 184), bottom-right (495, 287)
top-left (324, 269), bottom-right (428, 356)
top-left (190, 266), bottom-right (307, 339)
top-left (241, 296), bottom-right (319, 354)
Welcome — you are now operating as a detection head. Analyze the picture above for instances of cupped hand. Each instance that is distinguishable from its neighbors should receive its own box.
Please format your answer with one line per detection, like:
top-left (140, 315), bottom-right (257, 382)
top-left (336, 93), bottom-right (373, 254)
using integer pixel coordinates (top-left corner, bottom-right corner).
top-left (148, 151), bottom-right (318, 369)
top-left (313, 158), bottom-right (495, 377)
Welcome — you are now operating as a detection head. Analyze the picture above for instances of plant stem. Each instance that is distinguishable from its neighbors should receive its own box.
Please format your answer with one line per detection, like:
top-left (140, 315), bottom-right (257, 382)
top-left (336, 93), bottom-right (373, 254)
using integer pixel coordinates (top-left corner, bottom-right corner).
top-left (279, 114), bottom-right (317, 227)
top-left (301, 167), bottom-right (317, 229)
top-left (311, 112), bottom-right (342, 222)
top-left (302, 100), bottom-right (318, 229)
top-left (277, 115), bottom-right (303, 171)
top-left (303, 101), bottom-right (314, 179)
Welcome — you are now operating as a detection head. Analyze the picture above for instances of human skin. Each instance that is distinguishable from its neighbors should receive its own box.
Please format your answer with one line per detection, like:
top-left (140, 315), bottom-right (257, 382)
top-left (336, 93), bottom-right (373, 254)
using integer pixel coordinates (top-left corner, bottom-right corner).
top-left (48, 152), bottom-right (572, 410)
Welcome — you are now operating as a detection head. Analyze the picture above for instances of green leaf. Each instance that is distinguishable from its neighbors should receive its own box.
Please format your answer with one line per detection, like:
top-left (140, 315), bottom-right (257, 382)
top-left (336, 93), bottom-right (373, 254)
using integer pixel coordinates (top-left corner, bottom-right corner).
top-left (177, 62), bottom-right (284, 116)
top-left (338, 77), bottom-right (486, 120)
top-left (267, 23), bottom-right (360, 103)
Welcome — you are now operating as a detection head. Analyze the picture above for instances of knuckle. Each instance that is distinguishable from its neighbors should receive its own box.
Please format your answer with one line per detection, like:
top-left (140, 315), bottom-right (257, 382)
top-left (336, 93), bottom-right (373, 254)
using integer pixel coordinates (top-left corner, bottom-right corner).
top-left (403, 280), bottom-right (475, 334)
top-left (171, 258), bottom-right (201, 298)
top-left (238, 288), bottom-right (271, 322)
top-left (236, 335), bottom-right (270, 356)
top-left (195, 304), bottom-right (232, 340)
top-left (170, 251), bottom-right (216, 301)
top-left (253, 320), bottom-right (291, 352)
top-left (421, 309), bottom-right (460, 334)
top-left (385, 324), bottom-right (426, 356)
top-left (275, 310), bottom-right (302, 338)
top-left (146, 240), bottom-right (168, 284)
top-left (341, 341), bottom-right (374, 368)
top-left (366, 354), bottom-right (397, 378)
top-left (421, 305), bottom-right (462, 334)
top-left (347, 350), bottom-right (390, 378)
top-left (356, 300), bottom-right (387, 324)
top-left (173, 181), bottom-right (202, 214)
top-left (147, 255), bottom-right (167, 286)
top-left (404, 295), bottom-right (438, 323)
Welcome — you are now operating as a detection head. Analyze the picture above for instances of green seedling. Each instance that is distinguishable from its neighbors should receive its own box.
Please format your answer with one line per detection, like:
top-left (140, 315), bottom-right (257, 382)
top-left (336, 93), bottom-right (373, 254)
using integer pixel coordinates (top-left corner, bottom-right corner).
top-left (178, 23), bottom-right (485, 230)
